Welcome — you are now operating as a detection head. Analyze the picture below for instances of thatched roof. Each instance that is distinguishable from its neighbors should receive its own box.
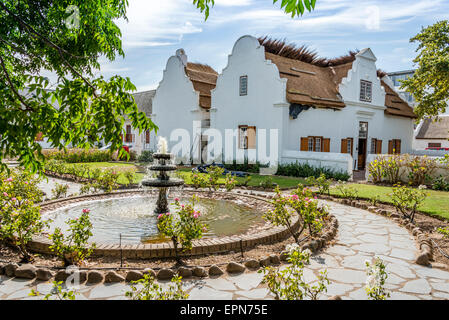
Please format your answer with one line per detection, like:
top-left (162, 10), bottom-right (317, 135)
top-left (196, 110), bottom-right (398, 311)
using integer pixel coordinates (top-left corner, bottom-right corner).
top-left (382, 81), bottom-right (416, 119)
top-left (132, 90), bottom-right (156, 116)
top-left (416, 116), bottom-right (449, 139)
top-left (258, 37), bottom-right (416, 118)
top-left (185, 62), bottom-right (218, 109)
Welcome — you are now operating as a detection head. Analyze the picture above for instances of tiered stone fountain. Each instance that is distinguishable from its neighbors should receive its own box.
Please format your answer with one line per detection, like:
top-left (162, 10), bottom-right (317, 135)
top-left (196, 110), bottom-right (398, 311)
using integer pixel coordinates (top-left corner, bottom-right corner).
top-left (141, 138), bottom-right (184, 214)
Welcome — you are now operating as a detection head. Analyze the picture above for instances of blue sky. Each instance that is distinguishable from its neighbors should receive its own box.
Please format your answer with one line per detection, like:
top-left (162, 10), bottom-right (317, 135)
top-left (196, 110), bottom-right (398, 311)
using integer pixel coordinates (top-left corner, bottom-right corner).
top-left (95, 0), bottom-right (449, 92)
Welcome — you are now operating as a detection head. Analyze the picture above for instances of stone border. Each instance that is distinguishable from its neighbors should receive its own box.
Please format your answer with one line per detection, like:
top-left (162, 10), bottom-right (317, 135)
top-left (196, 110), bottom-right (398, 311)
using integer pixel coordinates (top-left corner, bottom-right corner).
top-left (29, 190), bottom-right (298, 259)
top-left (318, 194), bottom-right (435, 267)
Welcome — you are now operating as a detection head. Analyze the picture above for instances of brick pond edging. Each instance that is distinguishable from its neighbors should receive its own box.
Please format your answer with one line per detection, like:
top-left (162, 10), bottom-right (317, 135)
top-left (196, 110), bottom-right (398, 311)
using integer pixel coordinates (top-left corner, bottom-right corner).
top-left (318, 194), bottom-right (435, 267)
top-left (28, 189), bottom-right (301, 259)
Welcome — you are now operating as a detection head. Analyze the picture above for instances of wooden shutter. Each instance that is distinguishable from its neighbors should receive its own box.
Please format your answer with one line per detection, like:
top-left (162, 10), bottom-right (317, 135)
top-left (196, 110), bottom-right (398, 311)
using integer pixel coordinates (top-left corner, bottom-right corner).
top-left (388, 140), bottom-right (393, 154)
top-left (396, 140), bottom-right (401, 154)
top-left (247, 126), bottom-right (256, 149)
top-left (348, 138), bottom-right (353, 155)
top-left (145, 130), bottom-right (150, 144)
top-left (323, 138), bottom-right (330, 152)
top-left (341, 139), bottom-right (348, 154)
top-left (300, 138), bottom-right (308, 151)
top-left (376, 140), bottom-right (382, 154)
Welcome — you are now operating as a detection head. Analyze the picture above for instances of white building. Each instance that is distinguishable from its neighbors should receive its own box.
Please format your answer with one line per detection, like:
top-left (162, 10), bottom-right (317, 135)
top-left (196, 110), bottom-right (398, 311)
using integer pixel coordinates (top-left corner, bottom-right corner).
top-left (127, 35), bottom-right (416, 175)
top-left (211, 36), bottom-right (416, 174)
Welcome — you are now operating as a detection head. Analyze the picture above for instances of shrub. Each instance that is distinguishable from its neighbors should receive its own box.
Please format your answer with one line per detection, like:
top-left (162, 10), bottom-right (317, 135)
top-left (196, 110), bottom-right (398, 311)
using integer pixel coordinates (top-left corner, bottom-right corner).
top-left (30, 281), bottom-right (77, 300)
top-left (260, 244), bottom-right (329, 300)
top-left (432, 176), bottom-right (449, 191)
top-left (207, 165), bottom-right (224, 191)
top-left (239, 175), bottom-right (252, 187)
top-left (51, 183), bottom-right (69, 199)
top-left (382, 154), bottom-right (402, 184)
top-left (224, 173), bottom-right (237, 192)
top-left (223, 159), bottom-right (268, 173)
top-left (405, 155), bottom-right (437, 186)
top-left (365, 257), bottom-right (390, 300)
top-left (97, 169), bottom-right (119, 192)
top-left (259, 176), bottom-right (275, 189)
top-left (276, 162), bottom-right (350, 181)
top-left (389, 184), bottom-right (427, 223)
top-left (125, 273), bottom-right (188, 300)
top-left (306, 173), bottom-right (331, 195)
top-left (157, 196), bottom-right (208, 263)
top-left (42, 148), bottom-right (113, 163)
top-left (437, 227), bottom-right (449, 239)
top-left (124, 170), bottom-right (136, 187)
top-left (367, 158), bottom-right (385, 184)
top-left (138, 150), bottom-right (154, 163)
top-left (190, 172), bottom-right (210, 189)
top-left (49, 209), bottom-right (96, 266)
top-left (335, 181), bottom-right (359, 200)
top-left (0, 170), bottom-right (46, 262)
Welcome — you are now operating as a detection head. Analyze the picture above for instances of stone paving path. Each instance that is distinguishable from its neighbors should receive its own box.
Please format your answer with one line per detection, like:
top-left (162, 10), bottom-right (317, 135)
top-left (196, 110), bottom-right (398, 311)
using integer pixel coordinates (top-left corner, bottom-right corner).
top-left (1, 197), bottom-right (449, 300)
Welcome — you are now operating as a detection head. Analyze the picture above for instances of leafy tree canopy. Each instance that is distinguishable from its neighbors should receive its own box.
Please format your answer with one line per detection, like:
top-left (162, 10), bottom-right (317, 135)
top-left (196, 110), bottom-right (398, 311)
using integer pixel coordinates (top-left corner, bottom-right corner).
top-left (194, 0), bottom-right (317, 20)
top-left (0, 0), bottom-right (156, 172)
top-left (401, 20), bottom-right (449, 119)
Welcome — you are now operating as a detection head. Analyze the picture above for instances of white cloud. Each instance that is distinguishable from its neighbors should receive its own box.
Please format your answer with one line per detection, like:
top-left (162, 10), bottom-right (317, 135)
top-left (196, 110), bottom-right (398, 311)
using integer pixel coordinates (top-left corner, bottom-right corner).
top-left (214, 0), bottom-right (253, 6)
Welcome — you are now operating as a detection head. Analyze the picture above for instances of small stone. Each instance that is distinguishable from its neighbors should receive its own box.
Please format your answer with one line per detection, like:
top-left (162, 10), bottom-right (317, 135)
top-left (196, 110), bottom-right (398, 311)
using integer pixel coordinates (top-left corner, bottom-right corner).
top-left (101, 271), bottom-right (123, 283)
top-left (226, 262), bottom-right (245, 274)
top-left (143, 268), bottom-right (156, 278)
top-left (15, 264), bottom-right (37, 279)
top-left (309, 240), bottom-right (320, 251)
top-left (36, 268), bottom-right (54, 281)
top-left (0, 264), bottom-right (5, 275)
top-left (177, 267), bottom-right (193, 278)
top-left (157, 268), bottom-right (175, 280)
top-left (208, 265), bottom-right (224, 276)
top-left (269, 254), bottom-right (281, 265)
top-left (329, 295), bottom-right (342, 300)
top-left (86, 270), bottom-right (104, 284)
top-left (259, 257), bottom-right (271, 267)
top-left (412, 228), bottom-right (421, 236)
top-left (77, 270), bottom-right (88, 283)
top-left (192, 267), bottom-right (207, 278)
top-left (54, 270), bottom-right (70, 282)
top-left (416, 253), bottom-right (430, 266)
top-left (5, 263), bottom-right (18, 277)
top-left (125, 270), bottom-right (144, 282)
top-left (245, 259), bottom-right (261, 269)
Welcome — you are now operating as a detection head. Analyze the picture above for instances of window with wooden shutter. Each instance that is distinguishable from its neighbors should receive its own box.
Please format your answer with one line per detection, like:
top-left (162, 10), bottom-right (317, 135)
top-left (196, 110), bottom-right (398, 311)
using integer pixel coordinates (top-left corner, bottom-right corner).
top-left (376, 139), bottom-right (382, 154)
top-left (247, 126), bottom-right (256, 149)
top-left (388, 139), bottom-right (401, 154)
top-left (323, 138), bottom-right (330, 152)
top-left (300, 138), bottom-right (308, 151)
top-left (341, 138), bottom-right (353, 154)
top-left (388, 140), bottom-right (393, 154)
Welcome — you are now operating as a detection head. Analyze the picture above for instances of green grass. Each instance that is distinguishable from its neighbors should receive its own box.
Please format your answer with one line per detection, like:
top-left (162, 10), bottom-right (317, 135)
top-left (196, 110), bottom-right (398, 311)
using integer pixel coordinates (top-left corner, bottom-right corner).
top-left (330, 183), bottom-right (449, 220)
top-left (68, 162), bottom-right (144, 184)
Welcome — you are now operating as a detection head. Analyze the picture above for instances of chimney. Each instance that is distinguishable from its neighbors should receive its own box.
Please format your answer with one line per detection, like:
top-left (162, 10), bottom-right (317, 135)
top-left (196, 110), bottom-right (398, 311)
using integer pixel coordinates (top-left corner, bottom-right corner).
top-left (176, 49), bottom-right (188, 66)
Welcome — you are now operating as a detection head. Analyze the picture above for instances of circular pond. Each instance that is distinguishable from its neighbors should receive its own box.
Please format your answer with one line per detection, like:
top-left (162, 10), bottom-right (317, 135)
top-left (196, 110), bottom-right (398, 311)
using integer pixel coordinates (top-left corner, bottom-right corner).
top-left (43, 195), bottom-right (265, 245)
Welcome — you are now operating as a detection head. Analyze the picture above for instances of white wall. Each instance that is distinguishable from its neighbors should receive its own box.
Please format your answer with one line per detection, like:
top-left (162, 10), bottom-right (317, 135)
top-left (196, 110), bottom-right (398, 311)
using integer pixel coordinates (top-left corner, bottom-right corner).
top-left (211, 35), bottom-right (288, 166)
top-left (151, 50), bottom-right (201, 162)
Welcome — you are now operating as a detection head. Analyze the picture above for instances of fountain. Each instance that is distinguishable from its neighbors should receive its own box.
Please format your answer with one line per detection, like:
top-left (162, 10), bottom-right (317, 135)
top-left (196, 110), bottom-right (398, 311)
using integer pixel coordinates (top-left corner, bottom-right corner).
top-left (141, 138), bottom-right (184, 214)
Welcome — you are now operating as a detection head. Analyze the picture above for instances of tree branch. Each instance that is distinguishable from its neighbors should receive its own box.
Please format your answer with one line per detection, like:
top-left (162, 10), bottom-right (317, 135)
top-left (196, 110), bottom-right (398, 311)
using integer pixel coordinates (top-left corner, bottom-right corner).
top-left (0, 54), bottom-right (35, 112)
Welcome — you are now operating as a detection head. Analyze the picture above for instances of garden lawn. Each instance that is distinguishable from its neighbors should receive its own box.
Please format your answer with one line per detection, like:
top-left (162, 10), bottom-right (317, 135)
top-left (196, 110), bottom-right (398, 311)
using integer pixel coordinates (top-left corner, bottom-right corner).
top-left (68, 162), bottom-right (144, 184)
top-left (330, 183), bottom-right (449, 220)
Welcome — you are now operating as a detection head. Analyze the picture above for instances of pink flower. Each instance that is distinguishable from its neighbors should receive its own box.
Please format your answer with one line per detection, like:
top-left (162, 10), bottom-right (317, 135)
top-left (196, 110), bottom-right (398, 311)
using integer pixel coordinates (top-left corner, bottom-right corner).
top-left (82, 208), bottom-right (90, 214)
top-left (314, 196), bottom-right (317, 200)
top-left (11, 197), bottom-right (17, 202)
top-left (3, 192), bottom-right (8, 197)
top-left (193, 213), bottom-right (199, 219)
top-left (181, 205), bottom-right (184, 208)
top-left (6, 178), bottom-right (13, 182)
top-left (174, 198), bottom-right (179, 202)
top-left (291, 195), bottom-right (299, 200)
top-left (166, 212), bottom-right (170, 216)
top-left (202, 227), bottom-right (207, 232)
top-left (305, 197), bottom-right (309, 202)
top-left (157, 214), bottom-right (163, 219)
top-left (24, 182), bottom-right (28, 185)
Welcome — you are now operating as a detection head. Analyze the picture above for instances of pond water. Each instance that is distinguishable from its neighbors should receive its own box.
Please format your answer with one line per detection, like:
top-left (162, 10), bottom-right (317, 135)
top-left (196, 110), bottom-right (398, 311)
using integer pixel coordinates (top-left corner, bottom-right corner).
top-left (43, 195), bottom-right (264, 244)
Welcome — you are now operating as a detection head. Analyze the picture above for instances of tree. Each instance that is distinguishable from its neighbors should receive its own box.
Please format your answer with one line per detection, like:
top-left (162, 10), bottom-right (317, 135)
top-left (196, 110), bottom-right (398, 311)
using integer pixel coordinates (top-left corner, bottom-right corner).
top-left (0, 1), bottom-right (157, 173)
top-left (401, 20), bottom-right (449, 119)
top-left (193, 0), bottom-right (317, 20)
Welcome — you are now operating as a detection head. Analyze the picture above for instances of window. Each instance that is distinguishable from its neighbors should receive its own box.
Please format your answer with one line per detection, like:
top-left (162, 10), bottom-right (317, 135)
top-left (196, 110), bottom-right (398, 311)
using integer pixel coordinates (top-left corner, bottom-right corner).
top-left (301, 137), bottom-right (330, 152)
top-left (238, 125), bottom-right (256, 149)
top-left (370, 138), bottom-right (377, 154)
top-left (370, 138), bottom-right (382, 154)
top-left (145, 130), bottom-right (150, 144)
top-left (341, 138), bottom-right (353, 154)
top-left (388, 139), bottom-right (401, 154)
top-left (239, 76), bottom-right (248, 96)
top-left (359, 122), bottom-right (368, 139)
top-left (428, 143), bottom-right (441, 148)
top-left (360, 80), bottom-right (372, 102)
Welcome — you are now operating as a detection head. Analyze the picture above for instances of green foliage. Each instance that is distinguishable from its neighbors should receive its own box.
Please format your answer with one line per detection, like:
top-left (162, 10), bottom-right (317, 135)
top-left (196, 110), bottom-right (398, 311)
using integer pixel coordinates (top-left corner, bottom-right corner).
top-left (193, 0), bottom-right (317, 20)
top-left (30, 281), bottom-right (77, 300)
top-left (207, 165), bottom-right (224, 191)
top-left (370, 194), bottom-right (381, 207)
top-left (365, 257), bottom-right (390, 300)
top-left (239, 175), bottom-right (252, 187)
top-left (51, 182), bottom-right (69, 199)
top-left (431, 175), bottom-right (449, 191)
top-left (305, 173), bottom-right (330, 195)
top-left (405, 155), bottom-right (437, 186)
top-left (138, 150), bottom-right (154, 163)
top-left (389, 184), bottom-right (428, 223)
top-left (123, 170), bottom-right (136, 187)
top-left (401, 20), bottom-right (449, 119)
top-left (260, 244), bottom-right (329, 300)
top-left (276, 162), bottom-right (350, 181)
top-left (259, 176), bottom-right (275, 189)
top-left (335, 181), bottom-right (359, 200)
top-left (190, 172), bottom-right (210, 189)
top-left (97, 169), bottom-right (119, 192)
top-left (224, 173), bottom-right (237, 192)
top-left (0, 1), bottom-right (157, 173)
top-left (0, 169), bottom-right (46, 262)
top-left (125, 273), bottom-right (188, 300)
top-left (437, 227), bottom-right (449, 239)
top-left (223, 160), bottom-right (268, 174)
top-left (42, 149), bottom-right (113, 163)
top-left (157, 196), bottom-right (208, 263)
top-left (49, 208), bottom-right (96, 266)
